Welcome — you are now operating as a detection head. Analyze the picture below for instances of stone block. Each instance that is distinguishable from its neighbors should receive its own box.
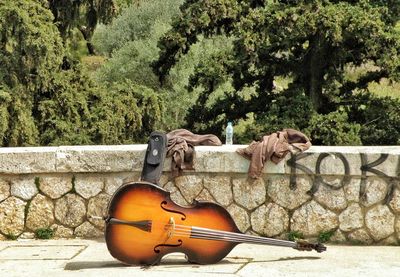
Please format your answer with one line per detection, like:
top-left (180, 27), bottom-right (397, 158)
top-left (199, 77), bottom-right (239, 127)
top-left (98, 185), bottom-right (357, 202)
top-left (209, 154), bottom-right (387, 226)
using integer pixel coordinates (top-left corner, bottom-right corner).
top-left (315, 185), bottom-right (347, 212)
top-left (389, 186), bottom-right (400, 214)
top-left (120, 173), bottom-right (141, 185)
top-left (267, 176), bottom-right (311, 210)
top-left (395, 218), bottom-right (400, 241)
top-left (379, 236), bottom-right (399, 246)
top-left (39, 176), bottom-right (72, 199)
top-left (26, 194), bottom-right (54, 231)
top-left (0, 197), bottom-right (26, 236)
top-left (55, 194), bottom-right (86, 228)
top-left (251, 203), bottom-right (289, 237)
top-left (164, 182), bottom-right (188, 206)
top-left (51, 224), bottom-right (73, 238)
top-left (75, 176), bottom-right (104, 199)
top-left (19, 232), bottom-right (35, 239)
top-left (348, 229), bottom-right (373, 245)
top-left (330, 229), bottom-right (346, 243)
top-left (0, 179), bottom-right (10, 202)
top-left (196, 188), bottom-right (215, 203)
top-left (11, 177), bottom-right (38, 200)
top-left (290, 201), bottom-right (338, 237)
top-left (174, 175), bottom-right (203, 203)
top-left (104, 176), bottom-right (125, 196)
top-left (339, 203), bottom-right (363, 232)
top-left (227, 204), bottom-right (250, 233)
top-left (232, 178), bottom-right (266, 210)
top-left (344, 178), bottom-right (361, 203)
top-left (203, 176), bottom-right (232, 206)
top-left (74, 222), bottom-right (103, 238)
top-left (159, 174), bottom-right (170, 187)
top-left (365, 205), bottom-right (395, 241)
top-left (87, 193), bottom-right (110, 230)
top-left (360, 178), bottom-right (387, 207)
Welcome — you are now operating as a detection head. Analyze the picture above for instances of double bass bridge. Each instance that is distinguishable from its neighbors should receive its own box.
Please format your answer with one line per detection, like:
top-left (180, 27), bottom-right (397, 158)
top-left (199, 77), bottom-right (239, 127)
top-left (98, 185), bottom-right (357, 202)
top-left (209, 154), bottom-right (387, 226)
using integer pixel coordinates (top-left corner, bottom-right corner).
top-left (165, 217), bottom-right (176, 239)
top-left (154, 217), bottom-right (182, 254)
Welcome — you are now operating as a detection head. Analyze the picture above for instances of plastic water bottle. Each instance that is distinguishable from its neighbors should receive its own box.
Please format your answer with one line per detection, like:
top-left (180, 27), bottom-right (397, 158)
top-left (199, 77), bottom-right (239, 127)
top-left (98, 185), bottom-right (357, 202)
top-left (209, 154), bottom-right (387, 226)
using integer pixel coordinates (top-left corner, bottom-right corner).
top-left (225, 122), bottom-right (233, 145)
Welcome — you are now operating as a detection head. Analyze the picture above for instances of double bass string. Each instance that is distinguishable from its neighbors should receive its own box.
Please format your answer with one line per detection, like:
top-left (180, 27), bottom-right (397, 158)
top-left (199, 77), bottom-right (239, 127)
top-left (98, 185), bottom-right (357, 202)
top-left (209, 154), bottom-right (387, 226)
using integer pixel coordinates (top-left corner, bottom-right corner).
top-left (106, 217), bottom-right (296, 247)
top-left (163, 223), bottom-right (296, 248)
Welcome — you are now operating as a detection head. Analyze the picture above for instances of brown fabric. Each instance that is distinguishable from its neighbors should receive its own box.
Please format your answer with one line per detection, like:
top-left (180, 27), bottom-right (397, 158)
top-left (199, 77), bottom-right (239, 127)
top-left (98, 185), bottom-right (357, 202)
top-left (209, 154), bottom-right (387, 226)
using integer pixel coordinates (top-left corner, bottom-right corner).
top-left (167, 129), bottom-right (222, 177)
top-left (236, 129), bottom-right (311, 178)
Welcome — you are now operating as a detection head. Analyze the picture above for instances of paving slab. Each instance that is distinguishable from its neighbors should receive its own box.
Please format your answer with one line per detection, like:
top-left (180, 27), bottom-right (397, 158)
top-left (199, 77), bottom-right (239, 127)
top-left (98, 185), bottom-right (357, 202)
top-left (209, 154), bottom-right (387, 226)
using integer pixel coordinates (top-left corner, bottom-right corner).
top-left (0, 239), bottom-right (399, 277)
top-left (0, 245), bottom-right (86, 260)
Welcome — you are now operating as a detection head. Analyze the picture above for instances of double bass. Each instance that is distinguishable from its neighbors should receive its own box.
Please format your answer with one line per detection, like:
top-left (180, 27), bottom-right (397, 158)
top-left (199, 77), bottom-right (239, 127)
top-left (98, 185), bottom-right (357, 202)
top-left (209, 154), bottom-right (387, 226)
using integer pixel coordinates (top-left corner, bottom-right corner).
top-left (100, 131), bottom-right (326, 265)
top-left (104, 181), bottom-right (326, 265)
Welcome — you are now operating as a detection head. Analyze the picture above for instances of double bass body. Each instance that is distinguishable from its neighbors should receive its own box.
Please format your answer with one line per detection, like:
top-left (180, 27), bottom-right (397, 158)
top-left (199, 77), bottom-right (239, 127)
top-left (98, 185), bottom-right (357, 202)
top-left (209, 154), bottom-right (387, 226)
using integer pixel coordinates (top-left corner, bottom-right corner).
top-left (105, 181), bottom-right (240, 265)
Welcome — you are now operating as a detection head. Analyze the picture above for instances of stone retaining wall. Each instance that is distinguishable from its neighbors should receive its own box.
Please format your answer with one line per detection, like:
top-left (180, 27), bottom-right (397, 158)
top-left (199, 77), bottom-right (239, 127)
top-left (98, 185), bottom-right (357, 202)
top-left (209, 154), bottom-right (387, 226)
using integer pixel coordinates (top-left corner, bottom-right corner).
top-left (0, 145), bottom-right (399, 245)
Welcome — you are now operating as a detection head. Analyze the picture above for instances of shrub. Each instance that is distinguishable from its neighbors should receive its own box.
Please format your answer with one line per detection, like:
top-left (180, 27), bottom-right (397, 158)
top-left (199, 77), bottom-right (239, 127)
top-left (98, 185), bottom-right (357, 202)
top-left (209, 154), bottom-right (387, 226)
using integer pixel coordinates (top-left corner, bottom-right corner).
top-left (318, 230), bottom-right (335, 243)
top-left (288, 231), bottom-right (304, 242)
top-left (347, 93), bottom-right (400, 145)
top-left (35, 228), bottom-right (54, 240)
top-left (305, 111), bottom-right (362, 146)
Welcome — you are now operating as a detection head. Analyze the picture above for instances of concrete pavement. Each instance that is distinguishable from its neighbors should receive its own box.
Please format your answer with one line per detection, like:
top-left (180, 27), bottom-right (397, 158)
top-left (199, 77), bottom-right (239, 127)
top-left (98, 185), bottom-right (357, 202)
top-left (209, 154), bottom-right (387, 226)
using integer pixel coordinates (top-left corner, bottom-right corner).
top-left (0, 239), bottom-right (399, 277)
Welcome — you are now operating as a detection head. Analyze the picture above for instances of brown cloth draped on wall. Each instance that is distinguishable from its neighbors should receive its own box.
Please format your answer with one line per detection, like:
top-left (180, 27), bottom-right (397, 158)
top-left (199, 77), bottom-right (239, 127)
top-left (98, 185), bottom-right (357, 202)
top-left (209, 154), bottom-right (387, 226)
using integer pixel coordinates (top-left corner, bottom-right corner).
top-left (236, 129), bottom-right (311, 178)
top-left (167, 129), bottom-right (222, 177)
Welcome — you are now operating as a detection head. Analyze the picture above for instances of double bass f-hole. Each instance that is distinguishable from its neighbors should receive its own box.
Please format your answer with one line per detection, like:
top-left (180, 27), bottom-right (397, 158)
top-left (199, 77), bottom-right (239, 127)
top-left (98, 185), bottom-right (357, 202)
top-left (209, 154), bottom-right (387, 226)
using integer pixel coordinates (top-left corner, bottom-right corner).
top-left (160, 201), bottom-right (186, 220)
top-left (154, 239), bottom-right (183, 253)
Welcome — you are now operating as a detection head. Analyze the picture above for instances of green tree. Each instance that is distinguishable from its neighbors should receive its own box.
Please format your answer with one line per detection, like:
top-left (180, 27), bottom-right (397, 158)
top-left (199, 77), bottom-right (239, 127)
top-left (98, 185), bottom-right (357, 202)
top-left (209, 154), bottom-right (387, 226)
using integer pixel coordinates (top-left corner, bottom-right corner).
top-left (0, 0), bottom-right (163, 146)
top-left (91, 81), bottom-right (164, 144)
top-left (154, 0), bottom-right (400, 144)
top-left (0, 0), bottom-right (63, 145)
top-left (93, 0), bottom-right (231, 131)
top-left (48, 0), bottom-right (117, 54)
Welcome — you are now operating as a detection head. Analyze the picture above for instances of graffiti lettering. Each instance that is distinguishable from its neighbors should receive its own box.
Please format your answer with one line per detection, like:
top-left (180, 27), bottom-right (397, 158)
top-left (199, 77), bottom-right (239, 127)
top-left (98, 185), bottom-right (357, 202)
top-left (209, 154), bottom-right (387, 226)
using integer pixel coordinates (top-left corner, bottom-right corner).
top-left (359, 153), bottom-right (395, 204)
top-left (314, 153), bottom-right (351, 194)
top-left (286, 153), bottom-right (314, 190)
top-left (286, 152), bottom-right (400, 203)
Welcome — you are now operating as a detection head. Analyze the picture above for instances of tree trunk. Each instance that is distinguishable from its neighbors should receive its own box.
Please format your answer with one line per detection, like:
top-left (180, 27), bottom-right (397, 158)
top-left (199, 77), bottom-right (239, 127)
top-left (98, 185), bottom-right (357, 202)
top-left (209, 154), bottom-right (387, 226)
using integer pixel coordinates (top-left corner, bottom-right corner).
top-left (79, 26), bottom-right (96, 55)
top-left (304, 35), bottom-right (327, 112)
top-left (86, 41), bottom-right (96, 55)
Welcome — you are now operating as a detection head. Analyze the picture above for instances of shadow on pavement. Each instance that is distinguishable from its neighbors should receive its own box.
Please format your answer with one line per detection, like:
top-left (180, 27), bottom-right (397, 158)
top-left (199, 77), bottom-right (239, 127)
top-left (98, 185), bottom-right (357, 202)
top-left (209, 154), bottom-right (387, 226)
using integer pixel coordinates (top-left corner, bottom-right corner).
top-left (65, 256), bottom-right (317, 270)
top-left (65, 261), bottom-right (129, 270)
top-left (65, 257), bottom-right (242, 270)
top-left (258, 256), bottom-right (321, 263)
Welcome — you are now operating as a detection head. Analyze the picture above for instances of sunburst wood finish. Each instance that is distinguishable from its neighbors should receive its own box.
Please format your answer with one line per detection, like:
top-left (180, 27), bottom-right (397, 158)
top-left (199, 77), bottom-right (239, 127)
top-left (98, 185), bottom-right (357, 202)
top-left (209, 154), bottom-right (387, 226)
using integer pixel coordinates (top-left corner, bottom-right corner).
top-left (105, 182), bottom-right (326, 265)
top-left (105, 181), bottom-right (240, 265)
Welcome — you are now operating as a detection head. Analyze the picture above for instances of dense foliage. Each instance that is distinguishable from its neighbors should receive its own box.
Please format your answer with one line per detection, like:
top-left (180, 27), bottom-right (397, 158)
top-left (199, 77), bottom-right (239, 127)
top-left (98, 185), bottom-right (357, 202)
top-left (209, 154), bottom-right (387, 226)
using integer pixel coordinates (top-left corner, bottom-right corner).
top-left (0, 0), bottom-right (162, 146)
top-left (154, 0), bottom-right (400, 144)
top-left (93, 0), bottom-right (234, 130)
top-left (48, 0), bottom-right (117, 54)
top-left (1, 0), bottom-right (399, 146)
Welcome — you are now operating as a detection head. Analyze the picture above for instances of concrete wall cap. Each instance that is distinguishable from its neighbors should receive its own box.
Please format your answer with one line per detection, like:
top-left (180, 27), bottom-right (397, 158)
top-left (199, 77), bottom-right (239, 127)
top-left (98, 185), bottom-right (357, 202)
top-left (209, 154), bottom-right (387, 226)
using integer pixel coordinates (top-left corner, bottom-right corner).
top-left (0, 145), bottom-right (399, 176)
